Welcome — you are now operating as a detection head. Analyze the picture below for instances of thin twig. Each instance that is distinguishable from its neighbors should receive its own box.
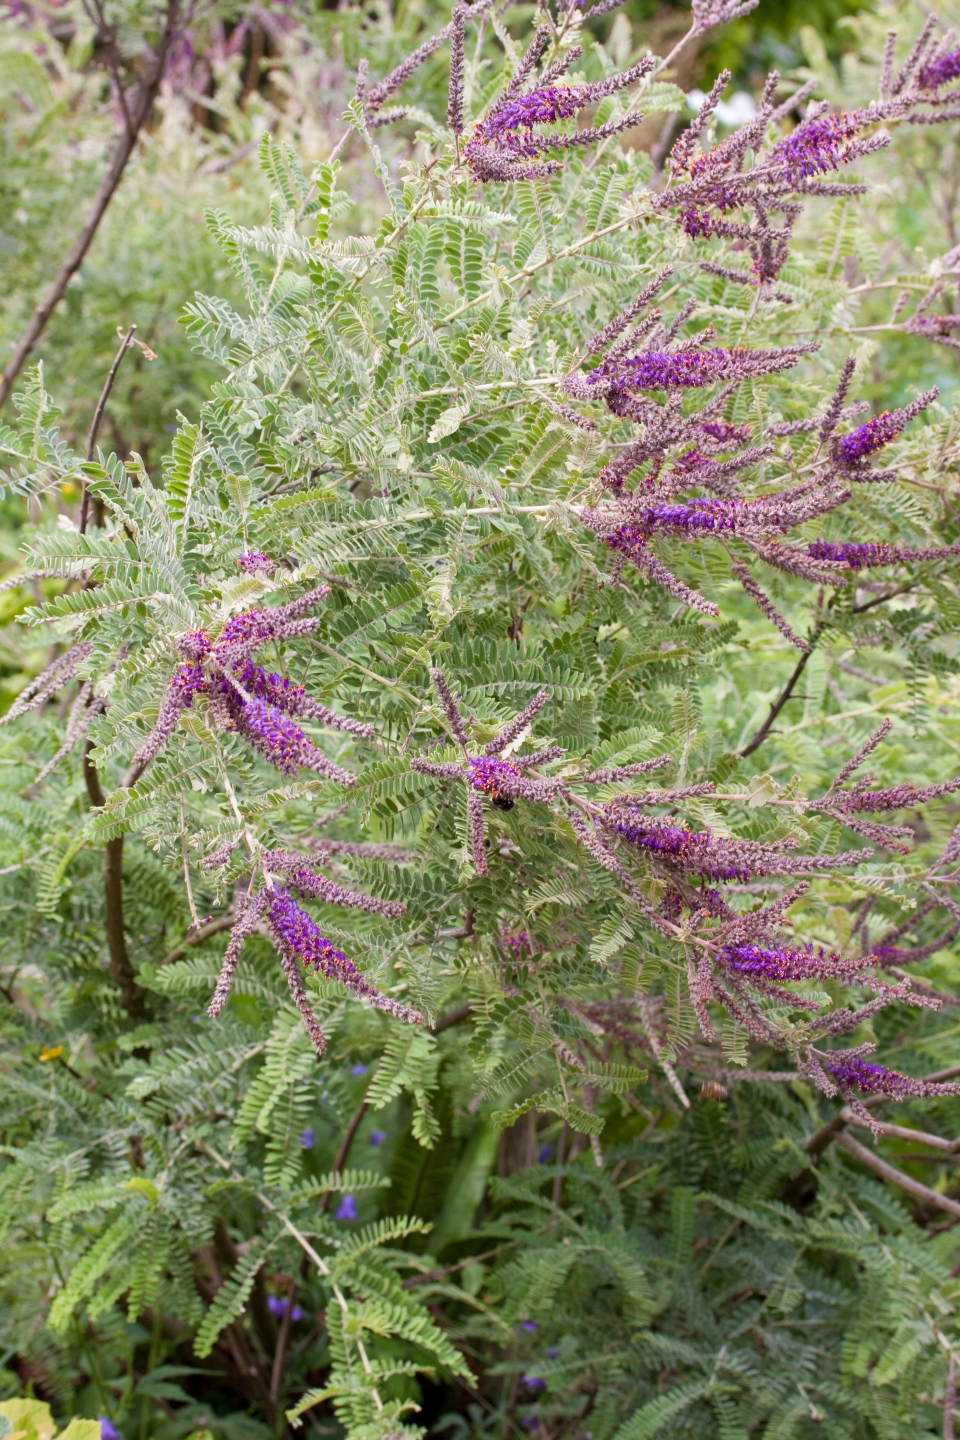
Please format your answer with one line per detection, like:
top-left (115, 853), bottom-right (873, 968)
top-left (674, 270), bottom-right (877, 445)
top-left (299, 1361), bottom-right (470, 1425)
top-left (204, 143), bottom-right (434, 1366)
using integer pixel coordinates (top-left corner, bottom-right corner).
top-left (740, 625), bottom-right (823, 757)
top-left (80, 324), bottom-right (138, 532)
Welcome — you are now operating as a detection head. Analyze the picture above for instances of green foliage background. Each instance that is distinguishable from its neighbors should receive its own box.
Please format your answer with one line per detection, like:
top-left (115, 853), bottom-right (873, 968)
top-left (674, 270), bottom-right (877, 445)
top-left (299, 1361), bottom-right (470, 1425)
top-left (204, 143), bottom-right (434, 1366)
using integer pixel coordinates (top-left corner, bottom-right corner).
top-left (3, 2), bottom-right (960, 1440)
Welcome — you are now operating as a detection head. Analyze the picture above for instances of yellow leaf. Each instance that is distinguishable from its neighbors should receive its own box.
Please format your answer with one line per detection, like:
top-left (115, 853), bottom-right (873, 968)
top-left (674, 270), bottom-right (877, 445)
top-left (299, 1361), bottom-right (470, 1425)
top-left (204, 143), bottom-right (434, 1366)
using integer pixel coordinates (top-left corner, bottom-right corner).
top-left (0, 1400), bottom-right (56, 1440)
top-left (58, 1422), bottom-right (102, 1440)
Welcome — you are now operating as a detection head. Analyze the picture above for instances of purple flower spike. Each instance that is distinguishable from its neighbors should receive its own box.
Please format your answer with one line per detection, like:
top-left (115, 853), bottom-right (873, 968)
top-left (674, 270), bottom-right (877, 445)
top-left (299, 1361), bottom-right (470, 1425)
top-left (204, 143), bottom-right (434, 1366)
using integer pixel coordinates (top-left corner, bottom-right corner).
top-left (771, 110), bottom-right (874, 180)
top-left (267, 888), bottom-right (423, 1027)
top-left (369, 1129), bottom-right (387, 1147)
top-left (806, 541), bottom-right (892, 570)
top-left (589, 345), bottom-right (802, 393)
top-left (836, 410), bottom-right (905, 461)
top-left (824, 1056), bottom-right (960, 1099)
top-left (720, 941), bottom-right (864, 983)
top-left (336, 1194), bottom-right (358, 1221)
top-left (484, 87), bottom-right (583, 137)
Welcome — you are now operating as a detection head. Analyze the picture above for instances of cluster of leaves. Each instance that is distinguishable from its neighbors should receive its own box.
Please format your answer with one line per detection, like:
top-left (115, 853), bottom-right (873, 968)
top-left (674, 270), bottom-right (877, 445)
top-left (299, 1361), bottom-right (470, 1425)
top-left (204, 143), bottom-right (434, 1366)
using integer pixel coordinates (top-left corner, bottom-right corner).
top-left (3, 1), bottom-right (960, 1439)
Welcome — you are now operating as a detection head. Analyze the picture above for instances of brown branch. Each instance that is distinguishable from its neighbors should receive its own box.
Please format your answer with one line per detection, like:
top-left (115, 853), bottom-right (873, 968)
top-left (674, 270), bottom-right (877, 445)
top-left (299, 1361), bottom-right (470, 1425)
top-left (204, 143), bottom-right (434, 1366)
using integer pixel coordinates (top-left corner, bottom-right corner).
top-left (81, 324), bottom-right (138, 533)
top-left (431, 1002), bottom-right (473, 1034)
top-left (740, 624), bottom-right (823, 758)
top-left (317, 1097), bottom-right (370, 1215)
top-left (213, 1218), bottom-right (278, 1362)
top-left (158, 913), bottom-right (236, 967)
top-left (835, 1129), bottom-right (960, 1220)
top-left (0, 0), bottom-right (182, 411)
top-left (83, 740), bottom-right (146, 1018)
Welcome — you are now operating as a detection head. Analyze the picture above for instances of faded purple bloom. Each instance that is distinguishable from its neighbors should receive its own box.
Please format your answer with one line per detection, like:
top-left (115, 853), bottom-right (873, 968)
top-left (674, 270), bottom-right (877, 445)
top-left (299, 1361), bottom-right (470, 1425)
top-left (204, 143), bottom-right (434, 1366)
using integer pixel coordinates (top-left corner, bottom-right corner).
top-left (238, 551), bottom-right (277, 577)
top-left (447, 4), bottom-right (465, 135)
top-left (919, 47), bottom-right (960, 90)
top-left (502, 930), bottom-right (531, 955)
top-left (538, 1143), bottom-right (555, 1163)
top-left (700, 420), bottom-right (751, 447)
top-left (485, 689), bottom-right (550, 756)
top-left (351, 1063), bottom-right (369, 1076)
top-left (369, 1129), bottom-right (388, 1147)
top-left (601, 806), bottom-right (865, 883)
top-left (99, 1422), bottom-right (121, 1440)
top-left (522, 1376), bottom-right (547, 1391)
top-left (806, 540), bottom-right (960, 571)
top-left (336, 1194), bottom-right (358, 1221)
top-left (547, 1346), bottom-right (559, 1360)
top-left (299, 1127), bottom-right (314, 1148)
top-left (832, 777), bottom-right (960, 813)
top-left (262, 851), bottom-right (405, 918)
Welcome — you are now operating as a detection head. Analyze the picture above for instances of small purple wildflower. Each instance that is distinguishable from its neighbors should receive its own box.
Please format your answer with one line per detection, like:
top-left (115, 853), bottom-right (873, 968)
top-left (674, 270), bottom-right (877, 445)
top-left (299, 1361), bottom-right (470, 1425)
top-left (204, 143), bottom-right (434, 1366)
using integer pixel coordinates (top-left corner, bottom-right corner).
top-left (299, 1127), bottom-right (315, 1148)
top-left (99, 1421), bottom-right (121, 1440)
top-left (369, 1129), bottom-right (388, 1147)
top-left (238, 550), bottom-right (277, 577)
top-left (522, 1376), bottom-right (547, 1391)
top-left (521, 1320), bottom-right (538, 1332)
top-left (351, 1063), bottom-right (369, 1076)
top-left (468, 756), bottom-right (523, 800)
top-left (267, 1296), bottom-right (307, 1321)
top-left (483, 87), bottom-right (583, 138)
top-left (336, 1194), bottom-right (358, 1221)
top-left (770, 110), bottom-right (871, 180)
top-left (700, 420), bottom-right (751, 446)
top-left (836, 411), bottom-right (906, 461)
top-left (919, 47), bottom-right (960, 90)
top-left (547, 1346), bottom-right (559, 1360)
top-left (538, 1143), bottom-right (555, 1163)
